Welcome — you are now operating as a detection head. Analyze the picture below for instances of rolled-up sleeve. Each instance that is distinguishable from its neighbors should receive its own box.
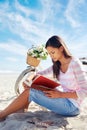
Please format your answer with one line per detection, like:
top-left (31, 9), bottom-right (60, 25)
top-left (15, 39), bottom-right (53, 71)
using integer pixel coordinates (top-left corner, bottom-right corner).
top-left (36, 66), bottom-right (53, 76)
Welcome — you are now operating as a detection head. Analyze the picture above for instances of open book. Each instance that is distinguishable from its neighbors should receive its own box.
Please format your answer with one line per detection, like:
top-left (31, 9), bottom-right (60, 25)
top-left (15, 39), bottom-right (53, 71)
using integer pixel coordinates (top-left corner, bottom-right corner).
top-left (30, 75), bottom-right (60, 91)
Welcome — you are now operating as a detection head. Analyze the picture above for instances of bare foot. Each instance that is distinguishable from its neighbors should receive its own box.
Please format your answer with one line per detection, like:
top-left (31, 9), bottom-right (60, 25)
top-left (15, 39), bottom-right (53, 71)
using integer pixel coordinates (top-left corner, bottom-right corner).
top-left (16, 109), bottom-right (25, 113)
top-left (0, 111), bottom-right (6, 122)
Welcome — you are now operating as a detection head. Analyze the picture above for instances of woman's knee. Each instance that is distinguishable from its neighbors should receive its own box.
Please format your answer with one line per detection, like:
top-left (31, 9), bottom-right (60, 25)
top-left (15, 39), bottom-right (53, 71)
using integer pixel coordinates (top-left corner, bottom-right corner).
top-left (22, 88), bottom-right (30, 96)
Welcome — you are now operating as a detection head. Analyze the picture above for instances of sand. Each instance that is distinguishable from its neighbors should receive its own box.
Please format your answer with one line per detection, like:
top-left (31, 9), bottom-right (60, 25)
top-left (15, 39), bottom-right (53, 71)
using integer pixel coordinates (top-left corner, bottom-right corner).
top-left (0, 73), bottom-right (87, 130)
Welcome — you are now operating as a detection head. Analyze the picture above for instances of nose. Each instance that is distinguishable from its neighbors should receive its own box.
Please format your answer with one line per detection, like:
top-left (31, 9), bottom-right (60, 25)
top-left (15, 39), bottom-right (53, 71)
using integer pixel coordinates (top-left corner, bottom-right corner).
top-left (50, 54), bottom-right (54, 59)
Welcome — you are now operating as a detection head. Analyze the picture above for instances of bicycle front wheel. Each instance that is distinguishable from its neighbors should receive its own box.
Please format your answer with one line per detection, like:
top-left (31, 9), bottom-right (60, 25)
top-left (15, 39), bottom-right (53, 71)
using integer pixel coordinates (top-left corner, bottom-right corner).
top-left (14, 67), bottom-right (35, 96)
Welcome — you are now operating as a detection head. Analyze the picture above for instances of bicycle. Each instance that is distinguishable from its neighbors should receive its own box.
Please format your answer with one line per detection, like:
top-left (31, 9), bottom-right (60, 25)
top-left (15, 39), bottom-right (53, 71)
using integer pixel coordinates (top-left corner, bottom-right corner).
top-left (14, 58), bottom-right (43, 96)
top-left (14, 45), bottom-right (48, 96)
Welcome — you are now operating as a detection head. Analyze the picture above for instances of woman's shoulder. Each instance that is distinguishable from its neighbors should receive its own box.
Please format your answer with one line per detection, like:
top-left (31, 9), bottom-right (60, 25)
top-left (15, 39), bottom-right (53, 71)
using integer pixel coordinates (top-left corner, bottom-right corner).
top-left (70, 57), bottom-right (84, 69)
top-left (71, 57), bottom-right (82, 65)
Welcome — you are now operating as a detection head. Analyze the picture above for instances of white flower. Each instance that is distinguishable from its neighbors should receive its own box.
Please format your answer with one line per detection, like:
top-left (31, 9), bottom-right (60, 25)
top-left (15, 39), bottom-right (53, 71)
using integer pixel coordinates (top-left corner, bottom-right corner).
top-left (27, 44), bottom-right (48, 60)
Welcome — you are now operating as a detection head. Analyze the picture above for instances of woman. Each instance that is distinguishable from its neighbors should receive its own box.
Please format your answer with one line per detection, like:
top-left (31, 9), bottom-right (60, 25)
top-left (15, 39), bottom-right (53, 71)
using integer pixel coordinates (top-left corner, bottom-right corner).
top-left (0, 35), bottom-right (87, 120)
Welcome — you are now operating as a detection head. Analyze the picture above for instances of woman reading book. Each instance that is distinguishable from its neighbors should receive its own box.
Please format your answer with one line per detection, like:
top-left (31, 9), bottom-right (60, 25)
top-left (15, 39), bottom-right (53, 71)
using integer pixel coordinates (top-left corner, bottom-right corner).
top-left (0, 35), bottom-right (87, 120)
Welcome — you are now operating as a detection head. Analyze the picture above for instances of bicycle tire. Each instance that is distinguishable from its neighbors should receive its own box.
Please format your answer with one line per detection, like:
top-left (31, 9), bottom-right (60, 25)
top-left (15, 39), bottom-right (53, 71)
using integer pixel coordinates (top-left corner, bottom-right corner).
top-left (15, 67), bottom-right (35, 96)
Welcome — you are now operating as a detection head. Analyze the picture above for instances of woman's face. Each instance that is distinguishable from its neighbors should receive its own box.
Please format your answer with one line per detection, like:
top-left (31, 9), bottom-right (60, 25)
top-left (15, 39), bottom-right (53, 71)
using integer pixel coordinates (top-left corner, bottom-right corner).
top-left (46, 46), bottom-right (63, 62)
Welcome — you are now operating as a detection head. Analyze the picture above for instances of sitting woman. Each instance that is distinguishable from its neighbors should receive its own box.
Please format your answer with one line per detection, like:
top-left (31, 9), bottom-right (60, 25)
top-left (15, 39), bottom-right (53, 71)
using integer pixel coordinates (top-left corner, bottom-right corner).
top-left (0, 35), bottom-right (87, 120)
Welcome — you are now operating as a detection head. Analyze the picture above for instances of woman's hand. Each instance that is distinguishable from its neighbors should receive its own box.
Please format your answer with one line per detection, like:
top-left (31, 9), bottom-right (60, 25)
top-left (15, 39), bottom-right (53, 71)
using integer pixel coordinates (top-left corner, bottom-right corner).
top-left (43, 90), bottom-right (62, 98)
top-left (22, 80), bottom-right (30, 90)
top-left (43, 90), bottom-right (78, 99)
top-left (22, 74), bottom-right (38, 90)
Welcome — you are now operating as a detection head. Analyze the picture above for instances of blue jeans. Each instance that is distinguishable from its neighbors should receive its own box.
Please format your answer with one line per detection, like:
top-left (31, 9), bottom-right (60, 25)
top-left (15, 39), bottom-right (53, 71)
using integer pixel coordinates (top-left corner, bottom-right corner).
top-left (29, 88), bottom-right (80, 116)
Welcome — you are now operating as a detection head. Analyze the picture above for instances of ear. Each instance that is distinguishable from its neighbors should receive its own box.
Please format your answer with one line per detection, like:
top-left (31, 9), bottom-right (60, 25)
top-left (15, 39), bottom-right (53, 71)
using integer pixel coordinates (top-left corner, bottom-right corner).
top-left (59, 46), bottom-right (63, 52)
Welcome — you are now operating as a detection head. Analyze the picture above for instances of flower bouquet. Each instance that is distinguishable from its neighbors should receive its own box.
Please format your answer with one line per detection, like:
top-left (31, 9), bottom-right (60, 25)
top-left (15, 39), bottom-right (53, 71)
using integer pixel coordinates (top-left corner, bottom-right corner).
top-left (26, 44), bottom-right (48, 67)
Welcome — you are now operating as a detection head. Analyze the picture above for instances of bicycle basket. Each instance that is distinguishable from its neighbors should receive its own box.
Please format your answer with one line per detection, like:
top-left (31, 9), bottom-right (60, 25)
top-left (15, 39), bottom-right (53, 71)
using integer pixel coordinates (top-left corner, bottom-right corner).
top-left (26, 54), bottom-right (40, 67)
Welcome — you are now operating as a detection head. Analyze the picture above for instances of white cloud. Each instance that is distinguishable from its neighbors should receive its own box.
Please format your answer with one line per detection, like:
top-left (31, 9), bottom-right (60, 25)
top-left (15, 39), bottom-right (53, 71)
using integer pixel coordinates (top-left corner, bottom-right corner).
top-left (64, 0), bottom-right (86, 28)
top-left (0, 7), bottom-right (46, 43)
top-left (68, 37), bottom-right (87, 57)
top-left (6, 57), bottom-right (18, 62)
top-left (15, 0), bottom-right (31, 17)
top-left (0, 40), bottom-right (27, 56)
top-left (0, 0), bottom-right (87, 64)
top-left (40, 0), bottom-right (62, 24)
top-left (0, 0), bottom-right (64, 44)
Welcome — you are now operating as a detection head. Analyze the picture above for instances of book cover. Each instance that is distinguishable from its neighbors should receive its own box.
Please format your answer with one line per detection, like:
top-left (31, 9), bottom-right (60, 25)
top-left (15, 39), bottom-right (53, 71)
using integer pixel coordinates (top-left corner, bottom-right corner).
top-left (31, 75), bottom-right (60, 91)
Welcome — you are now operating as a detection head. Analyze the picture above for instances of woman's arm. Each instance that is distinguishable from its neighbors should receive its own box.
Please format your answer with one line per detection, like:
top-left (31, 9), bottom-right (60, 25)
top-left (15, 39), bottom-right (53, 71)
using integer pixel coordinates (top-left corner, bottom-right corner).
top-left (61, 91), bottom-right (78, 99)
top-left (44, 90), bottom-right (78, 99)
top-left (72, 59), bottom-right (87, 100)
top-left (36, 66), bottom-right (53, 76)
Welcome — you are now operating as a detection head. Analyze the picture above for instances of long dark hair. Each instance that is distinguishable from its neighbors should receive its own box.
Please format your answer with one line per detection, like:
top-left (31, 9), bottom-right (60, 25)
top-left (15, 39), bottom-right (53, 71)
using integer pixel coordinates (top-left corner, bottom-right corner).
top-left (45, 35), bottom-right (72, 78)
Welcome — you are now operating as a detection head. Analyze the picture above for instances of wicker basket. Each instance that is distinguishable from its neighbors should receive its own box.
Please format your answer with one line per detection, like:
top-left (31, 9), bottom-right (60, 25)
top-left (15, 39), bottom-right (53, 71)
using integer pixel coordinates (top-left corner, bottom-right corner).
top-left (26, 54), bottom-right (40, 67)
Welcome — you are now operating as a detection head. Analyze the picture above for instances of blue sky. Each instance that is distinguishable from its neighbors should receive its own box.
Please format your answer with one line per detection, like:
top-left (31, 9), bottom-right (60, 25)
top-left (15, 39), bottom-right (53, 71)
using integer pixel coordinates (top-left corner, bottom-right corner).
top-left (0, 0), bottom-right (87, 73)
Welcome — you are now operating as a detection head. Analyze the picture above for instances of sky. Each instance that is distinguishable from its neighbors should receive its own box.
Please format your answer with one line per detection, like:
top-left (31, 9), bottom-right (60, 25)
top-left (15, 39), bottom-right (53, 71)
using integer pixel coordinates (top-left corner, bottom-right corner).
top-left (0, 0), bottom-right (87, 73)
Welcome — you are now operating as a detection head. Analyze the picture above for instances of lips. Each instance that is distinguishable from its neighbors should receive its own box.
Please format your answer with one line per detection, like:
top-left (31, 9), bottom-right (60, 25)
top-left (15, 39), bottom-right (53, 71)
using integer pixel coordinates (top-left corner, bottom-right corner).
top-left (52, 58), bottom-right (57, 61)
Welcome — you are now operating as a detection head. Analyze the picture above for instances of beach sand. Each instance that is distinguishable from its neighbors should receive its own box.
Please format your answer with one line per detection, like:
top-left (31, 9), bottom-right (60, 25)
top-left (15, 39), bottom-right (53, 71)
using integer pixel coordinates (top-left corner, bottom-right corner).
top-left (0, 73), bottom-right (87, 130)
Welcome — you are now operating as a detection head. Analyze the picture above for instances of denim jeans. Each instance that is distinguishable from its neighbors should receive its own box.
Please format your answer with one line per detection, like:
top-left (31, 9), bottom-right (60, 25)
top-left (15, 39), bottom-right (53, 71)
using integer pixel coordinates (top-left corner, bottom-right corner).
top-left (29, 88), bottom-right (80, 116)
